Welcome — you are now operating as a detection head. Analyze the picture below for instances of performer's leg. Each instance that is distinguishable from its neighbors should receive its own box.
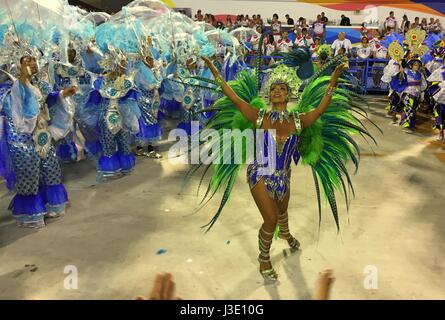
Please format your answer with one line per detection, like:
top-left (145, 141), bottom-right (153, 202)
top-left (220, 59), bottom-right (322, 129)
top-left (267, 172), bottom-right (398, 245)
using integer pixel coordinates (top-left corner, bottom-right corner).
top-left (97, 119), bottom-right (121, 177)
top-left (388, 91), bottom-right (399, 123)
top-left (435, 103), bottom-right (445, 141)
top-left (40, 145), bottom-right (68, 218)
top-left (276, 191), bottom-right (301, 249)
top-left (9, 145), bottom-right (45, 228)
top-left (400, 94), bottom-right (416, 130)
top-left (116, 129), bottom-right (136, 174)
top-left (57, 134), bottom-right (78, 164)
top-left (250, 180), bottom-right (280, 281)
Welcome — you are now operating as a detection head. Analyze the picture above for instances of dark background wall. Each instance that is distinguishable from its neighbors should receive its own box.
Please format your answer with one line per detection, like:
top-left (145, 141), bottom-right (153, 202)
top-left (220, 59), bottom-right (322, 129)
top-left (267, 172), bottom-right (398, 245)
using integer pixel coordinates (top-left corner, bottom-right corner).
top-left (68, 0), bottom-right (132, 13)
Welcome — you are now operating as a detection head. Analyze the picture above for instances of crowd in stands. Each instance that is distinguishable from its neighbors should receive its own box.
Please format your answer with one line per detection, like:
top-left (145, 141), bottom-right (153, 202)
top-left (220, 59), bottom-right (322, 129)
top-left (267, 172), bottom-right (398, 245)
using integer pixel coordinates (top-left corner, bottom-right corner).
top-left (192, 9), bottom-right (444, 83)
top-left (193, 9), bottom-right (443, 45)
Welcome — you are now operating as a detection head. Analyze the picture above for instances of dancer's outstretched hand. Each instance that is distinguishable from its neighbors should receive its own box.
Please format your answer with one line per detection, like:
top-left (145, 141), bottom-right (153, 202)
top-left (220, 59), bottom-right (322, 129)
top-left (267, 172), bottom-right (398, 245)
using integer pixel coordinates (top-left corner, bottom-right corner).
top-left (314, 269), bottom-right (335, 300)
top-left (136, 273), bottom-right (181, 300)
top-left (333, 63), bottom-right (348, 78)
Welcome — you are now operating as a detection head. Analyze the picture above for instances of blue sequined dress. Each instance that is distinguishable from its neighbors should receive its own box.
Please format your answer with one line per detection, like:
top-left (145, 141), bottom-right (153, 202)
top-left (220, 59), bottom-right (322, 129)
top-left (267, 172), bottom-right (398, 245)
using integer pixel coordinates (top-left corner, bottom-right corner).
top-left (247, 110), bottom-right (302, 201)
top-left (0, 80), bottom-right (69, 227)
top-left (85, 73), bottom-right (140, 178)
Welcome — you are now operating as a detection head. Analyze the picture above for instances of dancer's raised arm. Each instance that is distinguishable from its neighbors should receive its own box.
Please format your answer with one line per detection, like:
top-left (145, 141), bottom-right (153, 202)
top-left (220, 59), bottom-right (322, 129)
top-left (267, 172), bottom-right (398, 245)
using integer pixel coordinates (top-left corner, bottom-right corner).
top-left (202, 56), bottom-right (259, 124)
top-left (300, 63), bottom-right (347, 130)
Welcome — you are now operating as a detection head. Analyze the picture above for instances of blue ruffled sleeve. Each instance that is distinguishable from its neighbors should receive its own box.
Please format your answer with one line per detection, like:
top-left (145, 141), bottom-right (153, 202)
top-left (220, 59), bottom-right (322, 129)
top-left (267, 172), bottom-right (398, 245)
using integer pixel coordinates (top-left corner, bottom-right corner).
top-left (119, 93), bottom-right (141, 134)
top-left (135, 61), bottom-right (159, 90)
top-left (390, 72), bottom-right (408, 93)
top-left (47, 90), bottom-right (76, 141)
top-left (21, 85), bottom-right (39, 118)
top-left (81, 50), bottom-right (103, 74)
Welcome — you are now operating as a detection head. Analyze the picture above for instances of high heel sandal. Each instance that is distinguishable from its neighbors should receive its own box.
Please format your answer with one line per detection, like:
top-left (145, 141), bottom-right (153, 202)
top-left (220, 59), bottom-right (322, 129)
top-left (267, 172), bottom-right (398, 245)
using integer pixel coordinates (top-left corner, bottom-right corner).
top-left (258, 260), bottom-right (279, 282)
top-left (258, 227), bottom-right (278, 282)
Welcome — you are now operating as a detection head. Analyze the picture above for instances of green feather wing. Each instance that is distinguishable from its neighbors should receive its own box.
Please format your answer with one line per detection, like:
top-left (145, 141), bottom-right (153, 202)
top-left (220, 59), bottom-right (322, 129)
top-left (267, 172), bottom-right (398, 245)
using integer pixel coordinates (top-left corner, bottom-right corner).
top-left (183, 70), bottom-right (267, 232)
top-left (291, 76), bottom-right (380, 232)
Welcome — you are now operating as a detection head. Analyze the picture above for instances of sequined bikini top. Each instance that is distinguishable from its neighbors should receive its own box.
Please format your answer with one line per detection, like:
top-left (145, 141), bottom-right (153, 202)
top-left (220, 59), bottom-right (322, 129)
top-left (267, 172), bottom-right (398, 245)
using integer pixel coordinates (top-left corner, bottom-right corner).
top-left (256, 109), bottom-right (303, 155)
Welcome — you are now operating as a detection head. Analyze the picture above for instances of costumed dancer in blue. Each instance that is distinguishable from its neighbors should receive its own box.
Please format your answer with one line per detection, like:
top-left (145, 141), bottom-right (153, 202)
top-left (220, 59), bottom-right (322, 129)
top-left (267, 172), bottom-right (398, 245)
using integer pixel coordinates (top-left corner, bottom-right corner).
top-left (427, 48), bottom-right (445, 141)
top-left (388, 46), bottom-right (428, 132)
top-left (133, 44), bottom-right (164, 159)
top-left (85, 42), bottom-right (139, 180)
top-left (174, 57), bottom-right (205, 135)
top-left (382, 57), bottom-right (403, 123)
top-left (387, 30), bottom-right (429, 131)
top-left (424, 39), bottom-right (445, 115)
top-left (380, 32), bottom-right (405, 122)
top-left (390, 56), bottom-right (428, 132)
top-left (200, 56), bottom-right (224, 123)
top-left (159, 53), bottom-right (184, 120)
top-left (0, 26), bottom-right (77, 228)
top-left (53, 45), bottom-right (93, 163)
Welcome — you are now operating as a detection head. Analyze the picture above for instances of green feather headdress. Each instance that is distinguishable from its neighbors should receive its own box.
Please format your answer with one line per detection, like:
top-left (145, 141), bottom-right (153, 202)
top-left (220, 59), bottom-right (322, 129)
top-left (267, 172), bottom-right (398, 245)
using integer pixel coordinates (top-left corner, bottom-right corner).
top-left (317, 44), bottom-right (333, 57)
top-left (264, 64), bottom-right (301, 97)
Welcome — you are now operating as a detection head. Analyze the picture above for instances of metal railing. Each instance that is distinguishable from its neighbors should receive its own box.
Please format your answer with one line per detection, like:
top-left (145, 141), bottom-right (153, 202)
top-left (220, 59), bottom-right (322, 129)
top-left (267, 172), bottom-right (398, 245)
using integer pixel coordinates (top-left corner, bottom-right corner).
top-left (244, 55), bottom-right (389, 94)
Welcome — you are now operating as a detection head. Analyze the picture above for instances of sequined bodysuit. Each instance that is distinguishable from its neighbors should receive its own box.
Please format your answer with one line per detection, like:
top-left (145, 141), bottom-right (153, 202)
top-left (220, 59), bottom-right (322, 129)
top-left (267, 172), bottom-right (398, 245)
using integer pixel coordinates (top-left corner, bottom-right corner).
top-left (247, 110), bottom-right (302, 201)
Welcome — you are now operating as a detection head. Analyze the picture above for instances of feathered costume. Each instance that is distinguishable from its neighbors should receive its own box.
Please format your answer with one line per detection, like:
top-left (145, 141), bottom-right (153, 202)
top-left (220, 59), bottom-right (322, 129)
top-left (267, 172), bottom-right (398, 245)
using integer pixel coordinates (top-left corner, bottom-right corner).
top-left (181, 34), bottom-right (378, 234)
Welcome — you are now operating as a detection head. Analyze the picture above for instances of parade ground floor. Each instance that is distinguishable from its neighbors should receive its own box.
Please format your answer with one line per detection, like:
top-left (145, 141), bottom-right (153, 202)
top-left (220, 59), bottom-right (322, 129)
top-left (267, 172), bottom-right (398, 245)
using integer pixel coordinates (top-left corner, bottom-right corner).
top-left (0, 95), bottom-right (444, 300)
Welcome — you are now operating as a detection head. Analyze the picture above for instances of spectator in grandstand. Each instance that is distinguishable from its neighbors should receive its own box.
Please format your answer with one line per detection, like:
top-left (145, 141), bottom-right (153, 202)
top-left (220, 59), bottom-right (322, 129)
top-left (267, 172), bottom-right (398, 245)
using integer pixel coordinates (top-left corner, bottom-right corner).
top-left (340, 14), bottom-right (351, 26)
top-left (428, 17), bottom-right (436, 32)
top-left (257, 14), bottom-right (264, 26)
top-left (295, 18), bottom-right (310, 37)
top-left (313, 15), bottom-right (326, 43)
top-left (286, 14), bottom-right (295, 26)
top-left (194, 9), bottom-right (203, 22)
top-left (411, 17), bottom-right (421, 29)
top-left (421, 18), bottom-right (428, 31)
top-left (401, 15), bottom-right (410, 31)
top-left (360, 23), bottom-right (370, 38)
top-left (250, 25), bottom-right (263, 52)
top-left (241, 15), bottom-right (250, 27)
top-left (384, 11), bottom-right (397, 31)
top-left (432, 19), bottom-right (442, 34)
top-left (310, 37), bottom-right (321, 56)
top-left (277, 31), bottom-right (294, 53)
top-left (264, 34), bottom-right (277, 65)
top-left (355, 36), bottom-right (372, 84)
top-left (331, 32), bottom-right (352, 56)
top-left (320, 12), bottom-right (328, 25)
top-left (371, 34), bottom-right (389, 88)
top-left (225, 15), bottom-right (233, 29)
top-left (271, 13), bottom-right (282, 42)
top-left (295, 27), bottom-right (314, 49)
